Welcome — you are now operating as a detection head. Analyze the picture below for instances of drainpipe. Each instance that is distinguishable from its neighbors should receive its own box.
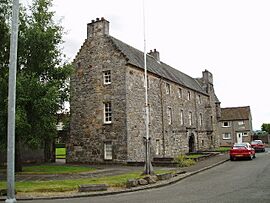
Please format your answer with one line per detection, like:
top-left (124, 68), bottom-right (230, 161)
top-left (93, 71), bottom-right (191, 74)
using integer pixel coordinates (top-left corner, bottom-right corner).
top-left (159, 78), bottom-right (166, 157)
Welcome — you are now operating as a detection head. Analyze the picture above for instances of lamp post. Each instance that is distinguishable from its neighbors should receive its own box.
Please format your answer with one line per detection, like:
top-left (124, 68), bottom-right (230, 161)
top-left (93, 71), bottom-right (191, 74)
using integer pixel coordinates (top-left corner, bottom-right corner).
top-left (6, 0), bottom-right (19, 202)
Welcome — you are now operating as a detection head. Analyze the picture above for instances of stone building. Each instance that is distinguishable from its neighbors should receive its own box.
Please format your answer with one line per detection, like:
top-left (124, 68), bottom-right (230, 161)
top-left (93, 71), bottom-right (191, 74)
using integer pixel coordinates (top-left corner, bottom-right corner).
top-left (67, 17), bottom-right (221, 164)
top-left (219, 106), bottom-right (253, 146)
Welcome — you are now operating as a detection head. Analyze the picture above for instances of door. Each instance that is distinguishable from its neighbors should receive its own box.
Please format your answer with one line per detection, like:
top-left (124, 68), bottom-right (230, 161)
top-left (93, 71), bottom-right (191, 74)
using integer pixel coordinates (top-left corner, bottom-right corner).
top-left (237, 132), bottom-right (243, 144)
top-left (188, 134), bottom-right (195, 153)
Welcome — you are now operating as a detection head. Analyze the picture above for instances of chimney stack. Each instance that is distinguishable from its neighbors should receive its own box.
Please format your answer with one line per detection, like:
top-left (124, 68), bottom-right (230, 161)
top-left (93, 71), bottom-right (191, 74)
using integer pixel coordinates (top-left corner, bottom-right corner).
top-left (87, 17), bottom-right (110, 38)
top-left (148, 49), bottom-right (160, 62)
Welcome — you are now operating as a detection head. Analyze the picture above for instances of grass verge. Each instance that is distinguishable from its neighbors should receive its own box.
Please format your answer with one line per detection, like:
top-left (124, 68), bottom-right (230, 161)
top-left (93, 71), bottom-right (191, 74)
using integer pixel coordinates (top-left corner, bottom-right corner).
top-left (215, 147), bottom-right (231, 153)
top-left (19, 165), bottom-right (96, 175)
top-left (0, 170), bottom-right (173, 193)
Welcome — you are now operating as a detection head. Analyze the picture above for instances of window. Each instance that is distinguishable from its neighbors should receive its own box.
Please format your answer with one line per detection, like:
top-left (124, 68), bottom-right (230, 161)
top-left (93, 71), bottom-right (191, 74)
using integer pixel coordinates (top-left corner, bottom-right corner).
top-left (156, 139), bottom-right (161, 155)
top-left (197, 95), bottom-right (201, 104)
top-left (222, 121), bottom-right (230, 127)
top-left (222, 133), bottom-right (231, 140)
top-left (188, 111), bottom-right (192, 126)
top-left (104, 142), bottom-right (112, 160)
top-left (243, 132), bottom-right (248, 137)
top-left (199, 113), bottom-right (203, 126)
top-left (103, 70), bottom-right (111, 84)
top-left (238, 121), bottom-right (244, 126)
top-left (165, 83), bottom-right (171, 95)
top-left (187, 91), bottom-right (191, 100)
top-left (178, 88), bottom-right (182, 98)
top-left (104, 102), bottom-right (112, 124)
top-left (167, 107), bottom-right (172, 125)
top-left (180, 110), bottom-right (184, 125)
top-left (201, 140), bottom-right (204, 146)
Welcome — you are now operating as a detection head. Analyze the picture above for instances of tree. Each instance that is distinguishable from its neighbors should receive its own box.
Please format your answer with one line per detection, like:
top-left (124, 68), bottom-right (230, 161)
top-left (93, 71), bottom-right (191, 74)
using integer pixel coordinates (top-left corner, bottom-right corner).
top-left (0, 0), bottom-right (72, 171)
top-left (261, 123), bottom-right (270, 134)
top-left (0, 0), bottom-right (11, 151)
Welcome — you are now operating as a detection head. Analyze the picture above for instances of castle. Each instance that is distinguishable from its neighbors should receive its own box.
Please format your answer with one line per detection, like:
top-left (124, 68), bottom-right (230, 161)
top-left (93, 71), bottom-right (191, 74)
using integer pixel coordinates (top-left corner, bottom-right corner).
top-left (66, 17), bottom-right (221, 164)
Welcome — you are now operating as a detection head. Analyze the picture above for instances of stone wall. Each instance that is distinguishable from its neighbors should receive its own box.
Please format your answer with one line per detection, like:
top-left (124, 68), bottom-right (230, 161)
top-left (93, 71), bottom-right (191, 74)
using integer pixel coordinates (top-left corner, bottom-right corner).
top-left (67, 36), bottom-right (128, 163)
top-left (126, 66), bottom-right (219, 162)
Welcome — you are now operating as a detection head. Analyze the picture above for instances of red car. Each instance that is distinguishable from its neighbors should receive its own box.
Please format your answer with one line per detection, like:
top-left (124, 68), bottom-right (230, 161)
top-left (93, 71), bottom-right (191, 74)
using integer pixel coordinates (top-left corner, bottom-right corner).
top-left (229, 143), bottom-right (256, 161)
top-left (251, 140), bottom-right (265, 152)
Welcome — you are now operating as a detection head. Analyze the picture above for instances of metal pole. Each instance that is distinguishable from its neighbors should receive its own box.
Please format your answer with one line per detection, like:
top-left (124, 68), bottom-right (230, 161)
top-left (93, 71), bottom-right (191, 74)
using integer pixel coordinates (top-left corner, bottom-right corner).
top-left (6, 0), bottom-right (19, 202)
top-left (142, 0), bottom-right (153, 175)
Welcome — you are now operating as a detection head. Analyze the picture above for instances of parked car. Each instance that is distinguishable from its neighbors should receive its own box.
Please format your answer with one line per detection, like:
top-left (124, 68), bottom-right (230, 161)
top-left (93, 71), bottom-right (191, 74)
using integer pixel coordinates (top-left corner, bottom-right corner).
top-left (251, 140), bottom-right (265, 152)
top-left (229, 143), bottom-right (256, 161)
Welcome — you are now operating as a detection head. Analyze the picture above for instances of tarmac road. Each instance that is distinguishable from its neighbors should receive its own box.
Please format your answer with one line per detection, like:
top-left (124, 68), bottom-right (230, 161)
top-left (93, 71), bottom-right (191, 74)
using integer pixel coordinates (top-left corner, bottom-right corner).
top-left (19, 149), bottom-right (270, 203)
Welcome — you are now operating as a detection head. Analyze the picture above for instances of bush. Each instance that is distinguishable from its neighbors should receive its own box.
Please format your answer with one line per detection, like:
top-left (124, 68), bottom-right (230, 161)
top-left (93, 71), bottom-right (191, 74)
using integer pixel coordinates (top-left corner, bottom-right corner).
top-left (175, 154), bottom-right (196, 167)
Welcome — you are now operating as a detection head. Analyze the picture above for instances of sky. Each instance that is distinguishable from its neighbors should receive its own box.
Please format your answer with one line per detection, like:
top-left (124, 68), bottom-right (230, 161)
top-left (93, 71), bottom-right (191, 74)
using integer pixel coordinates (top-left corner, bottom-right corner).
top-left (22, 0), bottom-right (270, 130)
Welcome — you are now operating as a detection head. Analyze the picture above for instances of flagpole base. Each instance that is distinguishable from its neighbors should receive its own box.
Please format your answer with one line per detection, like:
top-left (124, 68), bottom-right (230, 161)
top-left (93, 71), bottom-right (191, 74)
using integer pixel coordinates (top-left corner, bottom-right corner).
top-left (5, 198), bottom-right (17, 203)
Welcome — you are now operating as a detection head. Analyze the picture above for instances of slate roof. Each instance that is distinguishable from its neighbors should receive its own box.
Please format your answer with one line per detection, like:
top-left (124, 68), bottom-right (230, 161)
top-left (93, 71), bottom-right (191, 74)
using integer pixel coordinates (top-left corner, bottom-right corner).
top-left (109, 36), bottom-right (207, 94)
top-left (220, 106), bottom-right (251, 121)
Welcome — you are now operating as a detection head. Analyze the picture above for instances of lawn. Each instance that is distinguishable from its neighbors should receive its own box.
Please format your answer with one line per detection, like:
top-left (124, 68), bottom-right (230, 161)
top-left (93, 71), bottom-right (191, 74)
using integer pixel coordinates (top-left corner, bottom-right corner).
top-left (56, 147), bottom-right (66, 159)
top-left (19, 165), bottom-right (96, 175)
top-left (185, 154), bottom-right (204, 159)
top-left (0, 169), bottom-right (173, 193)
top-left (215, 147), bottom-right (231, 153)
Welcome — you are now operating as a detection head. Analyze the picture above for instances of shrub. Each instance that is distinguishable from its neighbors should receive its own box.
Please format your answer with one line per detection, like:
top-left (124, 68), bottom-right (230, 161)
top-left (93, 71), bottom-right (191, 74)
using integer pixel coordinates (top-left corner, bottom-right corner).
top-left (175, 154), bottom-right (196, 167)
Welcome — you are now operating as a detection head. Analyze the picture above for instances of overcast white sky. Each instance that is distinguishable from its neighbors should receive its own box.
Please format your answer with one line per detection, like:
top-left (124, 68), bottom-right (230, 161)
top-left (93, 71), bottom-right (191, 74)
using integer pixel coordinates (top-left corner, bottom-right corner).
top-left (23, 0), bottom-right (270, 130)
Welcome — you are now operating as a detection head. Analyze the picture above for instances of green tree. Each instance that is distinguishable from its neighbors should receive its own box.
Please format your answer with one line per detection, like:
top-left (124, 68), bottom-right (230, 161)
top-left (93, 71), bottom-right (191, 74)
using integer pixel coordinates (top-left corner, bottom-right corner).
top-left (261, 123), bottom-right (270, 134)
top-left (0, 0), bottom-right (11, 150)
top-left (0, 0), bottom-right (72, 171)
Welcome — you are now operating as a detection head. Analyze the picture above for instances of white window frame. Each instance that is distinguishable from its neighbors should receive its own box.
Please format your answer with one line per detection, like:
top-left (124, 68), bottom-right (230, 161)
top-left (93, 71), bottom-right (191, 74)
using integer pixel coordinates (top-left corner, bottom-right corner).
top-left (180, 110), bottom-right (184, 125)
top-left (242, 132), bottom-right (248, 137)
top-left (222, 133), bottom-right (231, 140)
top-left (199, 113), bottom-right (203, 126)
top-left (222, 121), bottom-right (230, 127)
top-left (188, 111), bottom-right (192, 126)
top-left (187, 91), bottom-right (191, 100)
top-left (165, 83), bottom-right (171, 95)
top-left (156, 139), bottom-right (161, 156)
top-left (104, 142), bottom-right (112, 160)
top-left (104, 102), bottom-right (112, 124)
top-left (167, 107), bottom-right (172, 125)
top-left (103, 70), bottom-right (111, 85)
top-left (238, 121), bottom-right (244, 126)
top-left (197, 94), bottom-right (201, 104)
top-left (178, 88), bottom-right (182, 98)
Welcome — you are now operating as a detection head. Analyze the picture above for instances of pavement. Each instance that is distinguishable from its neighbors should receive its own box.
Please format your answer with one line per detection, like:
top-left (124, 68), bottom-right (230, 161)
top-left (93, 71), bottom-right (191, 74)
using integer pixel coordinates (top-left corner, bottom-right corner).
top-left (0, 152), bottom-right (229, 201)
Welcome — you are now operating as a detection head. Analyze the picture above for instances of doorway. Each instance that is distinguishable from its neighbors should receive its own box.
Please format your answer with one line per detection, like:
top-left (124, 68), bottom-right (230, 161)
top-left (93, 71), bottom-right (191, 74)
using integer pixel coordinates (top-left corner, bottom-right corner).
top-left (237, 132), bottom-right (243, 144)
top-left (188, 134), bottom-right (195, 153)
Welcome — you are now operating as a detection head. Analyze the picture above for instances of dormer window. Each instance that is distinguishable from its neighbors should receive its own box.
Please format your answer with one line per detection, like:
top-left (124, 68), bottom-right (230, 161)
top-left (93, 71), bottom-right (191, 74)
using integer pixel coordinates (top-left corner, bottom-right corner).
top-left (103, 70), bottom-right (111, 85)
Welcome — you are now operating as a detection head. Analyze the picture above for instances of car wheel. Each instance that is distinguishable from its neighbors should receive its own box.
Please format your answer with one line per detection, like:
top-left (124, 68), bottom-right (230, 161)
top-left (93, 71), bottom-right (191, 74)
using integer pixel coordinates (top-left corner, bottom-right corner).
top-left (249, 154), bottom-right (253, 160)
top-left (262, 149), bottom-right (265, 152)
top-left (253, 154), bottom-right (256, 158)
top-left (230, 156), bottom-right (234, 161)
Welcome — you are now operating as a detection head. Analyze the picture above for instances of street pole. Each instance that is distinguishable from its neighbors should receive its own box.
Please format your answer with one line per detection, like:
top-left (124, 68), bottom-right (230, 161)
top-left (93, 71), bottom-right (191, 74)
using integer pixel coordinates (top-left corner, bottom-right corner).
top-left (6, 0), bottom-right (19, 202)
top-left (142, 0), bottom-right (153, 175)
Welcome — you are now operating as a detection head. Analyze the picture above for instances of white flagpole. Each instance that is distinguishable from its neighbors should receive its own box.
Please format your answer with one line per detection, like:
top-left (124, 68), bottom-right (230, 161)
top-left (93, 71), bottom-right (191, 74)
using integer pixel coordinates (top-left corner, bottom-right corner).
top-left (142, 0), bottom-right (153, 175)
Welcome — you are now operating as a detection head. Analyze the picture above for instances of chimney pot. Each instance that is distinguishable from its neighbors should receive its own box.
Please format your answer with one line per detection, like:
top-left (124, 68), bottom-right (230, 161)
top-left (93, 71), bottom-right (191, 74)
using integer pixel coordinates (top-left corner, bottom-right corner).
top-left (87, 17), bottom-right (110, 38)
top-left (148, 49), bottom-right (160, 62)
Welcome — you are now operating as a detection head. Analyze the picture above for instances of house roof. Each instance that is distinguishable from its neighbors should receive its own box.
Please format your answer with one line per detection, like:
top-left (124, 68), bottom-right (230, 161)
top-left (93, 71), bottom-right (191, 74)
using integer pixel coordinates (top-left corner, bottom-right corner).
top-left (220, 106), bottom-right (251, 121)
top-left (109, 36), bottom-right (207, 94)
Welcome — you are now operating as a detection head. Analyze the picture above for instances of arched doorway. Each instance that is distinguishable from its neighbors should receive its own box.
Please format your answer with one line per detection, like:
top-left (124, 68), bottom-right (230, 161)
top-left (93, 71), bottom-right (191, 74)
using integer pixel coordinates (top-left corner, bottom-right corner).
top-left (189, 133), bottom-right (195, 153)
